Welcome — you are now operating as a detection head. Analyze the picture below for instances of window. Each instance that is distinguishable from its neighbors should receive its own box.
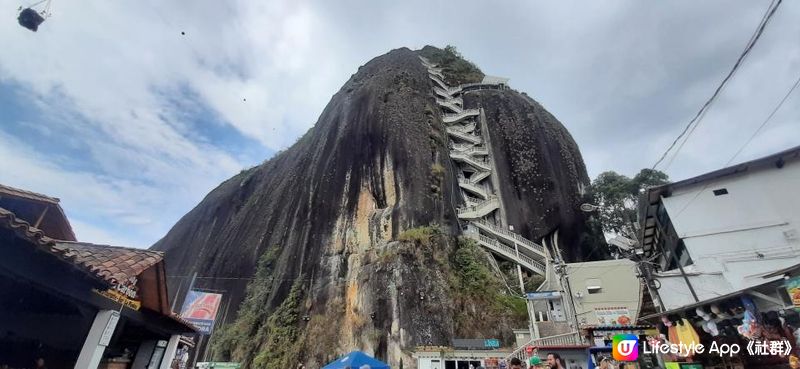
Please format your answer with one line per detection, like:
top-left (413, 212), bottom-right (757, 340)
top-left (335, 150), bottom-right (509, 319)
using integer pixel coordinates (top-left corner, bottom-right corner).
top-left (713, 188), bottom-right (729, 196)
top-left (667, 240), bottom-right (694, 270)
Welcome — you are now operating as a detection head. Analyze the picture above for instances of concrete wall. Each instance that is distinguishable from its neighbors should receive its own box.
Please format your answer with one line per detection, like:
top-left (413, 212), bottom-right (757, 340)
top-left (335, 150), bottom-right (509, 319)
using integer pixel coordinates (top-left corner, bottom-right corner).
top-left (658, 159), bottom-right (800, 310)
top-left (565, 259), bottom-right (641, 326)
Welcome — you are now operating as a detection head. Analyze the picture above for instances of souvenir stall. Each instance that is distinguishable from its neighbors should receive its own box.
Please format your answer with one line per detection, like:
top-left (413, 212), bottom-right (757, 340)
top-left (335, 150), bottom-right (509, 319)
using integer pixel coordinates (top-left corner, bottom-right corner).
top-left (582, 325), bottom-right (659, 369)
top-left (641, 282), bottom-right (800, 369)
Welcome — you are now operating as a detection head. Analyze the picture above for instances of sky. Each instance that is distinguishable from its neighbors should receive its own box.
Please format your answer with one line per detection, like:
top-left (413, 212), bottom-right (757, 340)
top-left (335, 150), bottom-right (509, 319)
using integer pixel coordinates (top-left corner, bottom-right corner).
top-left (1, 1), bottom-right (798, 248)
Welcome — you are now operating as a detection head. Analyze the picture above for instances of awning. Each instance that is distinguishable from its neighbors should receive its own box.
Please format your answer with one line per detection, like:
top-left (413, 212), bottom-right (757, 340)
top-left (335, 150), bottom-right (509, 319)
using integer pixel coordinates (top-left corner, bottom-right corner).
top-left (638, 276), bottom-right (790, 322)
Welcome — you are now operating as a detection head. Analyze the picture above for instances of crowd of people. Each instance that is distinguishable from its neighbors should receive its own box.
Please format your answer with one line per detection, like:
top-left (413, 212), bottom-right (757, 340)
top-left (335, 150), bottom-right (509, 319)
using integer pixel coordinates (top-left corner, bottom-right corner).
top-left (506, 353), bottom-right (617, 369)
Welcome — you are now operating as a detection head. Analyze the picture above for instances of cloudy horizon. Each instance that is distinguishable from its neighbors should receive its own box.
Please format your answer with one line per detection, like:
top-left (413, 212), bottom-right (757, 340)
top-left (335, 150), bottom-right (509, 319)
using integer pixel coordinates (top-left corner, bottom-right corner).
top-left (1, 0), bottom-right (798, 247)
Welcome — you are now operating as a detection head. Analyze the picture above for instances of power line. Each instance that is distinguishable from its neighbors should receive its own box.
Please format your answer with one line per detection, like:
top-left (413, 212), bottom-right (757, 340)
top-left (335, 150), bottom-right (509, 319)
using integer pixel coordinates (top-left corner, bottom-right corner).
top-left (672, 69), bottom-right (800, 217)
top-left (652, 0), bottom-right (783, 170)
top-left (725, 73), bottom-right (800, 166)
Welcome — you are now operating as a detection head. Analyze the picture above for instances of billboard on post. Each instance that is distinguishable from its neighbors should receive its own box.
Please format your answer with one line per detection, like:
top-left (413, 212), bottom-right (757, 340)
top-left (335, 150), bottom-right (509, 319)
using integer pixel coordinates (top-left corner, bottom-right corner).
top-left (180, 290), bottom-right (223, 335)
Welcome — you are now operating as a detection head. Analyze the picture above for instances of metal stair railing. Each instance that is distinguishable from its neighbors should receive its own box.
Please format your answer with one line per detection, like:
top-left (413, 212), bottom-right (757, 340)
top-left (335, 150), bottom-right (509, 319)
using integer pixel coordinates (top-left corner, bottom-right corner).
top-left (428, 68), bottom-right (445, 79)
top-left (451, 143), bottom-right (474, 152)
top-left (436, 100), bottom-right (462, 113)
top-left (437, 96), bottom-right (463, 106)
top-left (469, 233), bottom-right (545, 274)
top-left (450, 150), bottom-right (491, 170)
top-left (448, 121), bottom-right (476, 133)
top-left (505, 332), bottom-right (583, 362)
top-left (443, 109), bottom-right (479, 124)
top-left (446, 129), bottom-right (483, 146)
top-left (458, 180), bottom-right (488, 199)
top-left (469, 170), bottom-right (491, 183)
top-left (472, 220), bottom-right (547, 257)
top-left (457, 196), bottom-right (499, 218)
top-left (429, 74), bottom-right (450, 90)
top-left (458, 146), bottom-right (488, 156)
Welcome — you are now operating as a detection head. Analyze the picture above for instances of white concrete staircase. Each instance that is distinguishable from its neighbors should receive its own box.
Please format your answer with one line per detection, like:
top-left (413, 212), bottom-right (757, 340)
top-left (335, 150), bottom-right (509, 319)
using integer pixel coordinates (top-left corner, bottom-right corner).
top-left (457, 196), bottom-right (500, 219)
top-left (458, 178), bottom-right (489, 199)
top-left (419, 53), bottom-right (547, 287)
top-left (449, 150), bottom-right (491, 171)
top-left (471, 220), bottom-right (547, 258)
top-left (443, 109), bottom-right (479, 124)
top-left (446, 127), bottom-right (482, 145)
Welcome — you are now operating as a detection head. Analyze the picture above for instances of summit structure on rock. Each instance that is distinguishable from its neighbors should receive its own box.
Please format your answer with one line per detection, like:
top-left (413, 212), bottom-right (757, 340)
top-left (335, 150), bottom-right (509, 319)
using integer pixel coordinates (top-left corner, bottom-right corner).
top-left (152, 46), bottom-right (601, 369)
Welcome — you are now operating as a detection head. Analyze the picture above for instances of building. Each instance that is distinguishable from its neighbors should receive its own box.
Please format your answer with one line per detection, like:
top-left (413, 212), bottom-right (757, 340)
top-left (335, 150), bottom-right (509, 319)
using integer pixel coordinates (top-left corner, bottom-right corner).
top-left (0, 184), bottom-right (196, 369)
top-left (638, 146), bottom-right (800, 312)
top-left (510, 259), bottom-right (648, 368)
top-left (635, 145), bottom-right (800, 368)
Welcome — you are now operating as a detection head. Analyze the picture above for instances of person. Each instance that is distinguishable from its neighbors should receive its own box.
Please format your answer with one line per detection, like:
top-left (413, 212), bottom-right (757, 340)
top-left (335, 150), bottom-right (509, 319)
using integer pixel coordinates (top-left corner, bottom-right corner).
top-left (528, 356), bottom-right (542, 369)
top-left (509, 358), bottom-right (524, 369)
top-left (597, 357), bottom-right (610, 369)
top-left (545, 353), bottom-right (563, 369)
top-left (567, 359), bottom-right (581, 369)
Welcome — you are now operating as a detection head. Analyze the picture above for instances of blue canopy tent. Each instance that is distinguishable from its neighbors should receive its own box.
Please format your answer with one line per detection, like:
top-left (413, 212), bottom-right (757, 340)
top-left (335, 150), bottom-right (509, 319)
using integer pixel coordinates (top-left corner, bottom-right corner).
top-left (322, 351), bottom-right (390, 369)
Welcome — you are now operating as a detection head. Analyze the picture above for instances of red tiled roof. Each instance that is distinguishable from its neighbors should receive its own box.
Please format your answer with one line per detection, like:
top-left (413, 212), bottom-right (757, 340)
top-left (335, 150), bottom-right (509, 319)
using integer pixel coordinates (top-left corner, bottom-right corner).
top-left (0, 183), bottom-right (61, 205)
top-left (52, 241), bottom-right (164, 285)
top-left (0, 207), bottom-right (54, 246)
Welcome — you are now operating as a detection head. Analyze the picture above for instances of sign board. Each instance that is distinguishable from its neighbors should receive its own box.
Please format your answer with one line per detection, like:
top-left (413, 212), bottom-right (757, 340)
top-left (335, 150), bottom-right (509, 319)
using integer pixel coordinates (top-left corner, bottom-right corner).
top-left (594, 307), bottom-right (632, 326)
top-left (525, 291), bottom-right (561, 300)
top-left (785, 276), bottom-right (800, 310)
top-left (99, 311), bottom-right (121, 346)
top-left (196, 363), bottom-right (241, 369)
top-left (452, 339), bottom-right (501, 350)
top-left (180, 290), bottom-right (223, 335)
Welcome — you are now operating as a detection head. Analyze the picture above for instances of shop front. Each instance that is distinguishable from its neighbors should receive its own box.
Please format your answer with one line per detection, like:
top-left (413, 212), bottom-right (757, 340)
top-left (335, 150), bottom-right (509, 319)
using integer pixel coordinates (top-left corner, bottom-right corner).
top-left (582, 325), bottom-right (659, 369)
top-left (0, 205), bottom-right (196, 369)
top-left (637, 271), bottom-right (800, 369)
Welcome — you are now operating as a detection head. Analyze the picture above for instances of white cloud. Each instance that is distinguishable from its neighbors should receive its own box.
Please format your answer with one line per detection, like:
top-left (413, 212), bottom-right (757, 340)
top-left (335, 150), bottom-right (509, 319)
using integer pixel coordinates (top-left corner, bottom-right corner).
top-left (1, 0), bottom-right (799, 248)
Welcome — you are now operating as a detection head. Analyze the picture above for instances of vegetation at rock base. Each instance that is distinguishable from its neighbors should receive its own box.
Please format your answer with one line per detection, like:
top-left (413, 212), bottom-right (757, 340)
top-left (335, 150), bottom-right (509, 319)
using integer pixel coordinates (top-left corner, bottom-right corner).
top-left (397, 225), bottom-right (442, 247)
top-left (251, 277), bottom-right (305, 369)
top-left (419, 45), bottom-right (484, 85)
top-left (449, 237), bottom-right (527, 337)
top-left (209, 246), bottom-right (280, 365)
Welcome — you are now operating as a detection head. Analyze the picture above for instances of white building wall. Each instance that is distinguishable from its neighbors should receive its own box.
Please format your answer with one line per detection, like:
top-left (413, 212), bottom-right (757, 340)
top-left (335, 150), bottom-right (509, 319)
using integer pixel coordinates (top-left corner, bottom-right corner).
top-left (657, 159), bottom-right (800, 310)
top-left (565, 259), bottom-right (641, 326)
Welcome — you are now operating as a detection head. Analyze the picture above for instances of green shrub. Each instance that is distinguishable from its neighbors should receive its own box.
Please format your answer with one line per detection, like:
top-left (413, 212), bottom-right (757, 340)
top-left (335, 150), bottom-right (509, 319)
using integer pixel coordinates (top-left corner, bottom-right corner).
top-left (397, 226), bottom-right (441, 246)
top-left (419, 45), bottom-right (484, 85)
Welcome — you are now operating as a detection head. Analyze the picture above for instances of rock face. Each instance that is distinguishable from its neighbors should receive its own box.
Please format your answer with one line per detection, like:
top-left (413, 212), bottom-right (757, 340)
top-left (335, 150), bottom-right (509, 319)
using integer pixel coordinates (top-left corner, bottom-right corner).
top-left (152, 47), bottom-right (595, 369)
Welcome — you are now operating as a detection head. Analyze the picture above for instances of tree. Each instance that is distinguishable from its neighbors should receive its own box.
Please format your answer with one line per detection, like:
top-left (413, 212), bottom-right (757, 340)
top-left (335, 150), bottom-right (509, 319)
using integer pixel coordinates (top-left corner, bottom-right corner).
top-left (587, 168), bottom-right (669, 238)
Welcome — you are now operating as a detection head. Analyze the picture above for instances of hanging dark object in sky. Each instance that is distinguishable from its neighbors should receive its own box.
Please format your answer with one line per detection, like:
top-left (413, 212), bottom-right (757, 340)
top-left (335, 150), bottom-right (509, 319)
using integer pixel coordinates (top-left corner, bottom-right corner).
top-left (17, 0), bottom-right (51, 32)
top-left (18, 8), bottom-right (44, 31)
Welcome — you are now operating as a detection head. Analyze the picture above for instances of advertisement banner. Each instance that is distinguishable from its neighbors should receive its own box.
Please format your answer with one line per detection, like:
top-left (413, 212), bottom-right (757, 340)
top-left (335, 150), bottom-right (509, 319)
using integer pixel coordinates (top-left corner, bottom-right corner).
top-left (180, 290), bottom-right (223, 335)
top-left (595, 307), bottom-right (632, 326)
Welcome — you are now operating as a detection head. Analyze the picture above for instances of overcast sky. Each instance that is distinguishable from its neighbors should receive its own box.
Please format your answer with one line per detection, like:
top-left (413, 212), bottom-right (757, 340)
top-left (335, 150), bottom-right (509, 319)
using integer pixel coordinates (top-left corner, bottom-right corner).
top-left (1, 1), bottom-right (798, 247)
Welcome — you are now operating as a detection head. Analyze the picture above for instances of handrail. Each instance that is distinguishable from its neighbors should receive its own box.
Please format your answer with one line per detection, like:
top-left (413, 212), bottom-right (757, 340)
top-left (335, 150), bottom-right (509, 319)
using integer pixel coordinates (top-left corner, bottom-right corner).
top-left (472, 220), bottom-right (546, 255)
top-left (457, 197), bottom-right (499, 215)
top-left (446, 129), bottom-right (483, 145)
top-left (437, 96), bottom-right (463, 106)
top-left (448, 121), bottom-right (476, 133)
top-left (428, 68), bottom-right (445, 79)
top-left (471, 233), bottom-right (545, 273)
top-left (443, 109), bottom-right (479, 124)
top-left (505, 332), bottom-right (582, 362)
top-left (458, 180), bottom-right (488, 198)
top-left (451, 143), bottom-right (474, 152)
top-left (436, 100), bottom-right (462, 113)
